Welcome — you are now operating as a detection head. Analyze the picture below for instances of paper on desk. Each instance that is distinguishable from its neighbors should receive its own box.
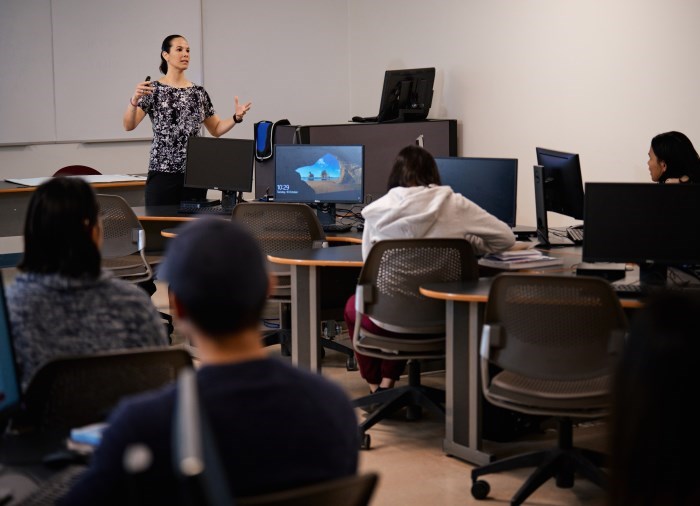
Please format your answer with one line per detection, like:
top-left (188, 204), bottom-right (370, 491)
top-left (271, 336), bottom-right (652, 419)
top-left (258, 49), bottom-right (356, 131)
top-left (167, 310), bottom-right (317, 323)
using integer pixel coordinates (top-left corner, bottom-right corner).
top-left (507, 241), bottom-right (538, 252)
top-left (6, 174), bottom-right (146, 187)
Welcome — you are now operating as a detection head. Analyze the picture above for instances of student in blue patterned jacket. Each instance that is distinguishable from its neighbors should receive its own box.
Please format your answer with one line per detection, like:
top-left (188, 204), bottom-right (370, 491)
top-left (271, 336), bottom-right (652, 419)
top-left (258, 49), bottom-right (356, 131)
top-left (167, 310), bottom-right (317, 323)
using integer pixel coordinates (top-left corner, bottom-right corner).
top-left (6, 177), bottom-right (168, 388)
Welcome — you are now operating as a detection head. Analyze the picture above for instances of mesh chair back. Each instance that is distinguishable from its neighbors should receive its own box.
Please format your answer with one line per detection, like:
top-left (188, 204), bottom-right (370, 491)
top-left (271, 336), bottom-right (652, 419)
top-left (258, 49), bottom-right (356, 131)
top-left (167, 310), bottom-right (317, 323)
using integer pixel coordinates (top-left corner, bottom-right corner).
top-left (484, 274), bottom-right (628, 381)
top-left (97, 194), bottom-right (152, 282)
top-left (15, 348), bottom-right (192, 432)
top-left (97, 194), bottom-right (145, 258)
top-left (53, 165), bottom-right (102, 176)
top-left (359, 239), bottom-right (479, 331)
top-left (232, 202), bottom-right (326, 254)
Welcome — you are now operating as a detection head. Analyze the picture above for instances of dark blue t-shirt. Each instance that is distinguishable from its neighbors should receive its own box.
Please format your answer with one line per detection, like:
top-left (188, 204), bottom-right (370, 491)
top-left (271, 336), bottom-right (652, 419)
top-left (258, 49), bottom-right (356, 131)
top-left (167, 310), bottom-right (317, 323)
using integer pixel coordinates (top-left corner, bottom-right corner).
top-left (59, 358), bottom-right (359, 505)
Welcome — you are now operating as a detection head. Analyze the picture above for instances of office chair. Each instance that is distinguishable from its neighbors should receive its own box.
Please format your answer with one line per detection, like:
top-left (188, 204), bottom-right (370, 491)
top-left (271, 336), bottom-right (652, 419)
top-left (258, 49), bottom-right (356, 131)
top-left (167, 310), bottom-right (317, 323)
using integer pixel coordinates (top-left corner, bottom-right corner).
top-left (11, 347), bottom-right (192, 433)
top-left (97, 194), bottom-right (173, 337)
top-left (231, 202), bottom-right (358, 369)
top-left (53, 165), bottom-right (102, 177)
top-left (98, 194), bottom-right (154, 283)
top-left (173, 367), bottom-right (378, 506)
top-left (470, 274), bottom-right (628, 506)
top-left (351, 238), bottom-right (479, 449)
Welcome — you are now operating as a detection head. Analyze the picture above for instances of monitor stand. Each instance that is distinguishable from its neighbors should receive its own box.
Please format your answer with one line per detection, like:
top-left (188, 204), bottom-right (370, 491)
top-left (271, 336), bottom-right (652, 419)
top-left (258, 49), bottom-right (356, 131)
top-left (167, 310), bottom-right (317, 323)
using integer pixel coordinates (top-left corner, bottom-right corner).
top-left (315, 203), bottom-right (336, 227)
top-left (534, 164), bottom-right (573, 249)
top-left (221, 190), bottom-right (242, 211)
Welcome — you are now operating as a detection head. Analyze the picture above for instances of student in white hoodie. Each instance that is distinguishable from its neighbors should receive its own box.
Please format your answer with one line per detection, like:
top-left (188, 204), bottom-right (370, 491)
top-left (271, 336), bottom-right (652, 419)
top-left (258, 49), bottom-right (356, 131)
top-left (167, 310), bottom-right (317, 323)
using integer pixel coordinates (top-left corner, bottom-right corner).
top-left (344, 145), bottom-right (515, 394)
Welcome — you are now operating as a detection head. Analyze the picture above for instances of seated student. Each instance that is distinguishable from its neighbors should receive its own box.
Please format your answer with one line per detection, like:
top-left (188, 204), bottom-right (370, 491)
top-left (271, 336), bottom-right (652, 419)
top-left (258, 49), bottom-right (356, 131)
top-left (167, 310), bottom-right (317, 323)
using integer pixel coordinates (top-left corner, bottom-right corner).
top-left (7, 177), bottom-right (168, 388)
top-left (345, 145), bottom-right (515, 394)
top-left (647, 130), bottom-right (700, 183)
top-left (60, 219), bottom-right (359, 505)
top-left (608, 292), bottom-right (700, 506)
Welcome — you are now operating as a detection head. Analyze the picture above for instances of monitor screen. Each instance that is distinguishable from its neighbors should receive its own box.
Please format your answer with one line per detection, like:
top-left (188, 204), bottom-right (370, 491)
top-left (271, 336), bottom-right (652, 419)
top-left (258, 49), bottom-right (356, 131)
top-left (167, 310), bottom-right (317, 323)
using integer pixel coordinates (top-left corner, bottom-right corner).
top-left (0, 272), bottom-right (20, 419)
top-left (435, 157), bottom-right (518, 227)
top-left (583, 183), bottom-right (700, 267)
top-left (535, 147), bottom-right (585, 220)
top-left (377, 68), bottom-right (435, 123)
top-left (184, 137), bottom-right (255, 192)
top-left (274, 145), bottom-right (364, 205)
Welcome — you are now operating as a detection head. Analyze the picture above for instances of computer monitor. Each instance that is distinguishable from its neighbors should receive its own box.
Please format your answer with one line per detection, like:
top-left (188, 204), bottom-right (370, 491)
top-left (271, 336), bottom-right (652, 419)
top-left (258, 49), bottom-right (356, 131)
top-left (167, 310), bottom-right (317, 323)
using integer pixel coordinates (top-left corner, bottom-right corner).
top-left (535, 148), bottom-right (585, 220)
top-left (184, 137), bottom-right (255, 208)
top-left (372, 68), bottom-right (435, 123)
top-left (0, 272), bottom-right (21, 421)
top-left (582, 183), bottom-right (700, 285)
top-left (435, 157), bottom-right (518, 227)
top-left (274, 145), bottom-right (364, 226)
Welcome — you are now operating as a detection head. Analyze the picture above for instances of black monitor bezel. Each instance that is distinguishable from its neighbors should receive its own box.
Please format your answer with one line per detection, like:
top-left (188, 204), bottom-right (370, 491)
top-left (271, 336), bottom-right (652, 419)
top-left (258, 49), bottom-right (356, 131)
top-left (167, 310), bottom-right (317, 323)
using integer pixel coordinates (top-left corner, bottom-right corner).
top-left (376, 67), bottom-right (436, 123)
top-left (582, 182), bottom-right (700, 266)
top-left (535, 147), bottom-right (585, 220)
top-left (0, 270), bottom-right (21, 420)
top-left (273, 144), bottom-right (365, 205)
top-left (183, 137), bottom-right (255, 193)
top-left (434, 156), bottom-right (518, 227)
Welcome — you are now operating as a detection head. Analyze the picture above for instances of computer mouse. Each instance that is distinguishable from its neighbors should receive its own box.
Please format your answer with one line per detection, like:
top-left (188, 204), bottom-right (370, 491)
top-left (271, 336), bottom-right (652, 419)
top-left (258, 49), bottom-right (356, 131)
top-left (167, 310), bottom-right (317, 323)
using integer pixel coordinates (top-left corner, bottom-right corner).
top-left (355, 223), bottom-right (364, 231)
top-left (351, 116), bottom-right (366, 123)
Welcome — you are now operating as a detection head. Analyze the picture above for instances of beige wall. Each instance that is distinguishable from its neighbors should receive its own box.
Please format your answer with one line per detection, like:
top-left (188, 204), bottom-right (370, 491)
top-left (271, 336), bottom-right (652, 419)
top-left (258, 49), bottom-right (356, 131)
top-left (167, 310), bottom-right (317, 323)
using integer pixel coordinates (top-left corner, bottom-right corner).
top-left (4, 0), bottom-right (699, 227)
top-left (348, 0), bottom-right (700, 226)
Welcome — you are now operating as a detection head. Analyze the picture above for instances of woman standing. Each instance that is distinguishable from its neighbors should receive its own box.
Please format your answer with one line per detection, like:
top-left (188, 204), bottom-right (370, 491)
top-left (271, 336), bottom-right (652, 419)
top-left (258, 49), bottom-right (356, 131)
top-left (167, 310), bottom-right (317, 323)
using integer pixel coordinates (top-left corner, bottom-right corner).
top-left (123, 34), bottom-right (252, 206)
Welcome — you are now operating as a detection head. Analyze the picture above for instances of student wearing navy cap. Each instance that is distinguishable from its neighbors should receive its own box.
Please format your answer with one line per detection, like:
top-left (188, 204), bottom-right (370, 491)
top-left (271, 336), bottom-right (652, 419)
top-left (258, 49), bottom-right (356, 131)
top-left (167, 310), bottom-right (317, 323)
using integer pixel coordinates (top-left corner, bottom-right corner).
top-left (61, 219), bottom-right (359, 505)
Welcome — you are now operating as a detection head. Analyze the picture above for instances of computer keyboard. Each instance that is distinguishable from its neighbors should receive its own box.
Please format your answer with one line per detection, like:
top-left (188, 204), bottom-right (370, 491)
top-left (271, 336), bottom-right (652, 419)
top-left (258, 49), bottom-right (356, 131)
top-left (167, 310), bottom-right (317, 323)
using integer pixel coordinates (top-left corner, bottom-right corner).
top-left (15, 465), bottom-right (86, 505)
top-left (566, 227), bottom-right (584, 245)
top-left (177, 204), bottom-right (232, 216)
top-left (322, 223), bottom-right (353, 233)
top-left (613, 282), bottom-right (700, 298)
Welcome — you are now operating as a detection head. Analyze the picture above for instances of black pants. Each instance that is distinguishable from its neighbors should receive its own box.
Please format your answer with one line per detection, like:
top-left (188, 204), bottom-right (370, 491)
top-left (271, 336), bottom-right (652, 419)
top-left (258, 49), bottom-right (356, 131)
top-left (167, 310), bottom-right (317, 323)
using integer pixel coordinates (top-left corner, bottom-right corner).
top-left (145, 171), bottom-right (207, 206)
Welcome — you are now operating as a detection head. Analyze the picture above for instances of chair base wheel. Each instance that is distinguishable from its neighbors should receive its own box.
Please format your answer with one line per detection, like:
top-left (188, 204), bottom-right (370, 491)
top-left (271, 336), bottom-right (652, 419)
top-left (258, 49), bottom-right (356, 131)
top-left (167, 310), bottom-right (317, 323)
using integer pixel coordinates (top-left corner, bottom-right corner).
top-left (346, 355), bottom-right (358, 371)
top-left (360, 433), bottom-right (371, 450)
top-left (471, 479), bottom-right (490, 500)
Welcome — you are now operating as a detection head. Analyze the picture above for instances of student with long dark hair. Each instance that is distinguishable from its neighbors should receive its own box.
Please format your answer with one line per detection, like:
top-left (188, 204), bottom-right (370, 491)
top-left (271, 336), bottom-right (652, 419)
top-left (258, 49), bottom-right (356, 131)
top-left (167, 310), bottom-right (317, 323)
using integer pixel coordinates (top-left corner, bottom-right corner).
top-left (6, 177), bottom-right (168, 388)
top-left (123, 34), bottom-right (252, 206)
top-left (345, 145), bottom-right (515, 393)
top-left (647, 131), bottom-right (700, 183)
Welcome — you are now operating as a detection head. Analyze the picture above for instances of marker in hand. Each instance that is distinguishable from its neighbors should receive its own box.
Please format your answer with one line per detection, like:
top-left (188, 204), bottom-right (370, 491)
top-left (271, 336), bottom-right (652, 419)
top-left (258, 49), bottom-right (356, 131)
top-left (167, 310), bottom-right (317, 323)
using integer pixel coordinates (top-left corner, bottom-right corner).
top-left (139, 76), bottom-right (153, 98)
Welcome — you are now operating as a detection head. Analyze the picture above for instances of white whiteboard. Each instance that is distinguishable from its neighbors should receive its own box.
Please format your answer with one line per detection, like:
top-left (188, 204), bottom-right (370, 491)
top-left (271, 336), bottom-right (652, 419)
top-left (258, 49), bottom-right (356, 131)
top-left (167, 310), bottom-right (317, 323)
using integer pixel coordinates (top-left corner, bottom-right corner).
top-left (51, 0), bottom-right (202, 142)
top-left (0, 0), bottom-right (56, 144)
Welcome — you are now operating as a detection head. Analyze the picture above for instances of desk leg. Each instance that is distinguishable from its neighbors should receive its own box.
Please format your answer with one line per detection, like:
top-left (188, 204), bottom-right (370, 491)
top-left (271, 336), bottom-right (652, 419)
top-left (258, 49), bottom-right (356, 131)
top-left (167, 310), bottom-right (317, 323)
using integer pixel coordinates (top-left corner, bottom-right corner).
top-left (290, 264), bottom-right (321, 373)
top-left (443, 299), bottom-right (494, 465)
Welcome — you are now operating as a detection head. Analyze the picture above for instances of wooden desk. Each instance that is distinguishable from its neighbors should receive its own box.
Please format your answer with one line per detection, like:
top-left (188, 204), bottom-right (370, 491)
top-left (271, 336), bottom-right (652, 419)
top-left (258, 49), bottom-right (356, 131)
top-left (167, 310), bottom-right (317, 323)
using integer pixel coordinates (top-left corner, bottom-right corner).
top-left (267, 245), bottom-right (363, 372)
top-left (158, 223), bottom-right (362, 244)
top-left (160, 228), bottom-right (178, 239)
top-left (420, 248), bottom-right (643, 466)
top-left (131, 206), bottom-right (195, 253)
top-left (0, 178), bottom-right (146, 237)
